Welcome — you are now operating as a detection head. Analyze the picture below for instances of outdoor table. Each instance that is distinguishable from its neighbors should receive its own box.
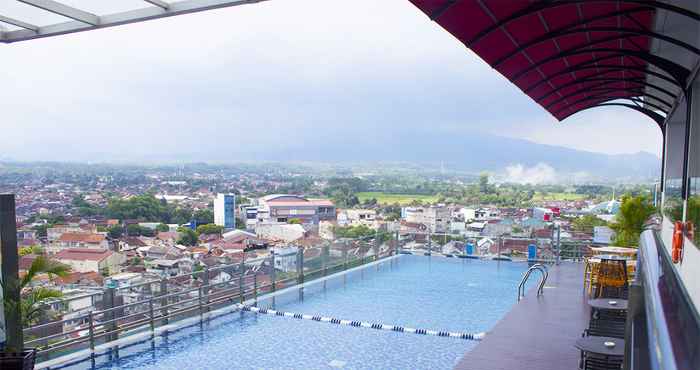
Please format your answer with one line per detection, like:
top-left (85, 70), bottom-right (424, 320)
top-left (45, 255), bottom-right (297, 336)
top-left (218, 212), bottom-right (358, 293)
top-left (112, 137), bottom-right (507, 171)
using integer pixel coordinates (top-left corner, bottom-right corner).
top-left (575, 336), bottom-right (625, 356)
top-left (591, 246), bottom-right (638, 257)
top-left (588, 298), bottom-right (628, 311)
top-left (575, 336), bottom-right (625, 368)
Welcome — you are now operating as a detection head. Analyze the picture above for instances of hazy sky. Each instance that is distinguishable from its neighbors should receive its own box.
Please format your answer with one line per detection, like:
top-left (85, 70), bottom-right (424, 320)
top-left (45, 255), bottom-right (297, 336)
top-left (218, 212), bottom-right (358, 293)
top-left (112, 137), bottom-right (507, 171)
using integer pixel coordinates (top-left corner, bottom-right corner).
top-left (0, 0), bottom-right (663, 162)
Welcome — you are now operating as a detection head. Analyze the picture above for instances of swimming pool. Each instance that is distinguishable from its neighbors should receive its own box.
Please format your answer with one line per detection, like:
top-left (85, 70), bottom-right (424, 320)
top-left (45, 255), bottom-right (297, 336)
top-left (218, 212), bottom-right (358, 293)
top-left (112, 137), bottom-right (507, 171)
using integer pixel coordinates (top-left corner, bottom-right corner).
top-left (56, 255), bottom-right (533, 370)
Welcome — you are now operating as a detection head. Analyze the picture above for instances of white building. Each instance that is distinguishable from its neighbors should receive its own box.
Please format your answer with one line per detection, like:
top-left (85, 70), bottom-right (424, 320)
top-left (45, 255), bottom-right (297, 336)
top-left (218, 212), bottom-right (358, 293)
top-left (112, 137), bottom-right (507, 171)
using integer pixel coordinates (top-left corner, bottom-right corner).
top-left (214, 193), bottom-right (237, 229)
top-left (594, 226), bottom-right (616, 245)
top-left (271, 246), bottom-right (299, 272)
top-left (256, 223), bottom-right (306, 243)
top-left (403, 205), bottom-right (450, 233)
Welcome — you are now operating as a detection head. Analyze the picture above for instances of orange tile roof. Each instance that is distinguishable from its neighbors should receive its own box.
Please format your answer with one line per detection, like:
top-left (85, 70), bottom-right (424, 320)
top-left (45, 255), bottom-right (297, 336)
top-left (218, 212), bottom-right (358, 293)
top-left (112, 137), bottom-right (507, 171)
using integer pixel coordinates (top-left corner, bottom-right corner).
top-left (59, 233), bottom-right (105, 244)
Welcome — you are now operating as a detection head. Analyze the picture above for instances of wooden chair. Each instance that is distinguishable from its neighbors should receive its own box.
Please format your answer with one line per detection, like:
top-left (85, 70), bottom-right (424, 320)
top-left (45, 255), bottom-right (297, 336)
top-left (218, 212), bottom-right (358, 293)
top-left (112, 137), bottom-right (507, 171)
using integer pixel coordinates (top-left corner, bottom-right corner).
top-left (595, 259), bottom-right (628, 298)
top-left (584, 258), bottom-right (601, 296)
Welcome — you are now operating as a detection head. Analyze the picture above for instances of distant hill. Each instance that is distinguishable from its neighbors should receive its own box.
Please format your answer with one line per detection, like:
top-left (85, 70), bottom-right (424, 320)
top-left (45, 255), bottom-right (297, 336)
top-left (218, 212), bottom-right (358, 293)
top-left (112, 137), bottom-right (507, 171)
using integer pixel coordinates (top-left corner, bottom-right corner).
top-left (244, 131), bottom-right (659, 181)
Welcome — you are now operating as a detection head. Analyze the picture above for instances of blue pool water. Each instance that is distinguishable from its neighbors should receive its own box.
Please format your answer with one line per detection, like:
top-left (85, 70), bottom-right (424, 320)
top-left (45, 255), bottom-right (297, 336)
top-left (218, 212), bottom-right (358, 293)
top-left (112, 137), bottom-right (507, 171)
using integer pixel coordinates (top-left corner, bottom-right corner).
top-left (60, 255), bottom-right (533, 370)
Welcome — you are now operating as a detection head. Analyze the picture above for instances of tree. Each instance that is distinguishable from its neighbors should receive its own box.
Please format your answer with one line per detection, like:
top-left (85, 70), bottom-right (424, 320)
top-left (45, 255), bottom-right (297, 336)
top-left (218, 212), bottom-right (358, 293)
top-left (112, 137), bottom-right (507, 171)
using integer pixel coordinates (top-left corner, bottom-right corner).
top-left (196, 224), bottom-right (224, 235)
top-left (193, 209), bottom-right (214, 225)
top-left (177, 227), bottom-right (199, 246)
top-left (610, 195), bottom-right (656, 247)
top-left (479, 173), bottom-right (489, 194)
top-left (156, 223), bottom-right (170, 232)
top-left (333, 225), bottom-right (375, 239)
top-left (1, 256), bottom-right (70, 332)
top-left (107, 225), bottom-right (124, 239)
top-left (571, 214), bottom-right (608, 232)
top-left (126, 224), bottom-right (143, 237)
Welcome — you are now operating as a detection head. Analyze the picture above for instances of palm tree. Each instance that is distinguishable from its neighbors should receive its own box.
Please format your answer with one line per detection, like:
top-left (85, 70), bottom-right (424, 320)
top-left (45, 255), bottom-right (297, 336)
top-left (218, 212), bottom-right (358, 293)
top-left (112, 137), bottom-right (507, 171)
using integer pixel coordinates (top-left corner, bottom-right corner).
top-left (2, 255), bottom-right (71, 328)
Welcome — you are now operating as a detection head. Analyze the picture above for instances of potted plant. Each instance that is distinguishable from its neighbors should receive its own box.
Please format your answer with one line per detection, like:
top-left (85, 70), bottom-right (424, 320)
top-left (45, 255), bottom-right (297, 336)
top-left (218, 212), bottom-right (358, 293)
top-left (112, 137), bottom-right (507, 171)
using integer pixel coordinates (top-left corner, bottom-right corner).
top-left (1, 255), bottom-right (70, 370)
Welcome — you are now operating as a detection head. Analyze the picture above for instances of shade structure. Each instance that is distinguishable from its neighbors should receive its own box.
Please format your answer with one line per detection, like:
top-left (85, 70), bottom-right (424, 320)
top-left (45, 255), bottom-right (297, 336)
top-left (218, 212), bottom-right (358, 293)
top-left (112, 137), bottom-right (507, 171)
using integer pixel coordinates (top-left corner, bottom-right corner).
top-left (408, 0), bottom-right (700, 126)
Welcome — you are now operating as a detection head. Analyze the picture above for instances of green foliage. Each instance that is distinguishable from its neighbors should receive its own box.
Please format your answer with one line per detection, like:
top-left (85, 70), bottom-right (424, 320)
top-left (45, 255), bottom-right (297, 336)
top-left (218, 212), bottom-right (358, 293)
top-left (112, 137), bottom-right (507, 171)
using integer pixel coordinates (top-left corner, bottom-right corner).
top-left (32, 224), bottom-right (50, 238)
top-left (479, 173), bottom-right (490, 194)
top-left (107, 225), bottom-right (124, 239)
top-left (156, 223), bottom-right (170, 232)
top-left (176, 226), bottom-right (199, 246)
top-left (125, 224), bottom-right (156, 237)
top-left (103, 194), bottom-right (194, 224)
top-left (71, 195), bottom-right (101, 216)
top-left (571, 214), bottom-right (608, 232)
top-left (193, 209), bottom-right (214, 225)
top-left (334, 225), bottom-right (375, 239)
top-left (18, 245), bottom-right (43, 256)
top-left (287, 218), bottom-right (302, 225)
top-left (2, 256), bottom-right (70, 336)
top-left (610, 195), bottom-right (656, 247)
top-left (236, 217), bottom-right (246, 230)
top-left (196, 223), bottom-right (224, 235)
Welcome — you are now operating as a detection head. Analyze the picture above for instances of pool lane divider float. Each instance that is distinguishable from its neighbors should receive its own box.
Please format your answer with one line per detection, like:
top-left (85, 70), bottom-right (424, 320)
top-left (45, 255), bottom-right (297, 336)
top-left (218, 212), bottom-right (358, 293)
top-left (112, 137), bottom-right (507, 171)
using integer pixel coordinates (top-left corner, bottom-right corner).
top-left (237, 304), bottom-right (485, 341)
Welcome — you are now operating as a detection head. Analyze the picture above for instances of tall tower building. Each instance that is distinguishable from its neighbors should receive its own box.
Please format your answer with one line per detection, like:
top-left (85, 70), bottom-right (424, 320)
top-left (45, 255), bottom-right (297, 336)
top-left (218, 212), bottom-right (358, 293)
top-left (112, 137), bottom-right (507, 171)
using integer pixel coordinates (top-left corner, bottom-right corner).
top-left (214, 193), bottom-right (236, 230)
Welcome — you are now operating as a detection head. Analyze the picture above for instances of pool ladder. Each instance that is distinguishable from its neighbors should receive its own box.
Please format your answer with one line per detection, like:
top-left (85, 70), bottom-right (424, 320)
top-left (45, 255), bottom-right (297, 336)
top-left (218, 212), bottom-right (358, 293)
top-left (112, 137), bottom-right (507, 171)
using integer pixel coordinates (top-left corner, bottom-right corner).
top-left (517, 264), bottom-right (548, 301)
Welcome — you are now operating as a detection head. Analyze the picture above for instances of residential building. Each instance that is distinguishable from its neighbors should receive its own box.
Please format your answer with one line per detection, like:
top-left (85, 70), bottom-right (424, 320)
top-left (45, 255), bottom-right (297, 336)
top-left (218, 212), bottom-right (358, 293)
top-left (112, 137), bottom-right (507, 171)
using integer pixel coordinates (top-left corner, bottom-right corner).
top-left (403, 205), bottom-right (450, 233)
top-left (256, 223), bottom-right (306, 243)
top-left (257, 194), bottom-right (335, 225)
top-left (54, 248), bottom-right (126, 274)
top-left (214, 193), bottom-right (237, 229)
top-left (48, 232), bottom-right (109, 254)
top-left (338, 209), bottom-right (377, 227)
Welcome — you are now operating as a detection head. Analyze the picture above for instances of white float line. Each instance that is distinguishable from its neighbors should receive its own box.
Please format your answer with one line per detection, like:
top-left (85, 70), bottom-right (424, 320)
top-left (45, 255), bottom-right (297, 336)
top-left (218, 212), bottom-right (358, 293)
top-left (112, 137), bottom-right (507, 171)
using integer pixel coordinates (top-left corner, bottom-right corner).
top-left (237, 304), bottom-right (485, 341)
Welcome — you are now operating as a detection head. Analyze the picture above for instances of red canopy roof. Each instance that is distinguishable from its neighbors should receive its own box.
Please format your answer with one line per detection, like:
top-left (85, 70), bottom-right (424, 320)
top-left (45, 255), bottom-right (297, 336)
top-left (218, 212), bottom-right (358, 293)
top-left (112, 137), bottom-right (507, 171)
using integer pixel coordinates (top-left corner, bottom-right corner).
top-left (408, 1), bottom-right (699, 125)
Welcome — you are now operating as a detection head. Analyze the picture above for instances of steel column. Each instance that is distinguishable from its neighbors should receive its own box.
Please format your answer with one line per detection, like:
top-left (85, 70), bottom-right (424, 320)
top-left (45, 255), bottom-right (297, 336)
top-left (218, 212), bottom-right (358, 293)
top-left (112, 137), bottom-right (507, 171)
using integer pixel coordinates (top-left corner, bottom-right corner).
top-left (0, 194), bottom-right (22, 350)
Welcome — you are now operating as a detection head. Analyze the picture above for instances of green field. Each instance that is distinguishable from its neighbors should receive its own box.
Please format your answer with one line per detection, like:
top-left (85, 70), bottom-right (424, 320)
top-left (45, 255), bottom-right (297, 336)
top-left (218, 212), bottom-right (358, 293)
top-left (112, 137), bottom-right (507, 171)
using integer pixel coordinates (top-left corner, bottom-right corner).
top-left (531, 192), bottom-right (587, 201)
top-left (356, 192), bottom-right (440, 205)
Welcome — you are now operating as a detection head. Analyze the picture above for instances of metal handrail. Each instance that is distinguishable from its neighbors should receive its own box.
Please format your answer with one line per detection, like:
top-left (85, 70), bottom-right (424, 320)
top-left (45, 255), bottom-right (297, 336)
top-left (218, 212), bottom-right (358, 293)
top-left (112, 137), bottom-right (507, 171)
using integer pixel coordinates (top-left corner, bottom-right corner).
top-left (517, 263), bottom-right (548, 301)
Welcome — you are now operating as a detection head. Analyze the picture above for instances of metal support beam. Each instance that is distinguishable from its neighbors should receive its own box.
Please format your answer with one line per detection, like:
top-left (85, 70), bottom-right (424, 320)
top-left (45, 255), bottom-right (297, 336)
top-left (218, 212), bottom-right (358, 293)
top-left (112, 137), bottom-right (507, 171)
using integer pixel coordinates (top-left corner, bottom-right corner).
top-left (3, 0), bottom-right (272, 43)
top-left (536, 76), bottom-right (677, 103)
top-left (463, 0), bottom-right (700, 47)
top-left (143, 0), bottom-right (170, 10)
top-left (1, 194), bottom-right (22, 350)
top-left (513, 48), bottom-right (691, 89)
top-left (525, 61), bottom-right (682, 95)
top-left (0, 15), bottom-right (39, 31)
top-left (681, 88), bottom-right (693, 221)
top-left (495, 26), bottom-right (700, 69)
top-left (559, 102), bottom-right (666, 126)
top-left (18, 0), bottom-right (100, 25)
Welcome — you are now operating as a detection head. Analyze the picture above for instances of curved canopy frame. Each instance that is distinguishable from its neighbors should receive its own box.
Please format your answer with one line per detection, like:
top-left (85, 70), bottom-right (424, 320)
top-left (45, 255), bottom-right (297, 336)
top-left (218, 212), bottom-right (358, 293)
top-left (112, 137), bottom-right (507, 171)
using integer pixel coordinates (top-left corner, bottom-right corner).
top-left (409, 0), bottom-right (700, 125)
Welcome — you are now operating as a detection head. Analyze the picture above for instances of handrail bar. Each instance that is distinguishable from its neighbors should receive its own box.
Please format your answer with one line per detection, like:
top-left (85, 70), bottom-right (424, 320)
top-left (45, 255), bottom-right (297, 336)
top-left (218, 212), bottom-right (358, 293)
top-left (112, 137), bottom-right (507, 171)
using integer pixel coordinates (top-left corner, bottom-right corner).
top-left (517, 264), bottom-right (548, 301)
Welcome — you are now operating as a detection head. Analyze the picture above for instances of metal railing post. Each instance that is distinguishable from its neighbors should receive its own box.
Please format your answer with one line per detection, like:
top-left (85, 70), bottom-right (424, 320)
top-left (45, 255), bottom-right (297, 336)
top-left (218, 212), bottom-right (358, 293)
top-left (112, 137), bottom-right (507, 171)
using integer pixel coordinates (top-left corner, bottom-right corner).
top-left (148, 298), bottom-right (155, 333)
top-left (198, 286), bottom-right (203, 317)
top-left (343, 243), bottom-right (348, 270)
top-left (104, 285), bottom-right (118, 342)
top-left (159, 278), bottom-right (169, 325)
top-left (253, 272), bottom-right (258, 303)
top-left (88, 311), bottom-right (95, 352)
top-left (202, 266), bottom-right (210, 311)
top-left (239, 259), bottom-right (245, 303)
top-left (395, 230), bottom-right (400, 255)
top-left (270, 252), bottom-right (276, 292)
top-left (297, 248), bottom-right (305, 284)
top-left (321, 244), bottom-right (328, 276)
top-left (373, 230), bottom-right (380, 260)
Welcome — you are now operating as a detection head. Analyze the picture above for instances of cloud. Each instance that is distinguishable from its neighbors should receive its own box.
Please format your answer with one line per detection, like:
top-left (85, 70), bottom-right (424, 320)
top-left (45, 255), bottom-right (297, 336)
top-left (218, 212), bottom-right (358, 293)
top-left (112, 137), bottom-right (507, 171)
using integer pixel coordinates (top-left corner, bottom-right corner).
top-left (0, 0), bottom-right (662, 163)
top-left (502, 163), bottom-right (557, 184)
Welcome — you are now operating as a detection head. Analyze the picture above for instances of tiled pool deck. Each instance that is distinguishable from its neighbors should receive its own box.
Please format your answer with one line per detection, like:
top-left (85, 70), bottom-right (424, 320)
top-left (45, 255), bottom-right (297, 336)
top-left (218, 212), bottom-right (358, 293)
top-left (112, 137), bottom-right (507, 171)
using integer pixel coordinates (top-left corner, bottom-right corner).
top-left (455, 262), bottom-right (588, 370)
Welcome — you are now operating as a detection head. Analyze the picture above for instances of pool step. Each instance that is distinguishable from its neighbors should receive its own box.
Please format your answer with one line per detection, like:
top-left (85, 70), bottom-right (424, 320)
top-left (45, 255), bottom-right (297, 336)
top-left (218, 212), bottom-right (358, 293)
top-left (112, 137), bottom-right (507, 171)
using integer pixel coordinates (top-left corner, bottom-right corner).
top-left (237, 304), bottom-right (485, 341)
